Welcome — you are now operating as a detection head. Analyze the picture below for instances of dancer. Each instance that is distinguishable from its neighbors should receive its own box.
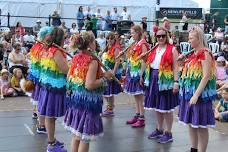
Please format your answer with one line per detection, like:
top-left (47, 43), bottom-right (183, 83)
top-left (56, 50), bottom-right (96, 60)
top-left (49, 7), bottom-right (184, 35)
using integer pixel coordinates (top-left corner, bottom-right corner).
top-left (143, 27), bottom-right (179, 143)
top-left (124, 25), bottom-right (150, 128)
top-left (38, 27), bottom-right (68, 152)
top-left (28, 26), bottom-right (53, 132)
top-left (178, 26), bottom-right (217, 152)
top-left (64, 31), bottom-right (112, 152)
top-left (101, 32), bottom-right (122, 117)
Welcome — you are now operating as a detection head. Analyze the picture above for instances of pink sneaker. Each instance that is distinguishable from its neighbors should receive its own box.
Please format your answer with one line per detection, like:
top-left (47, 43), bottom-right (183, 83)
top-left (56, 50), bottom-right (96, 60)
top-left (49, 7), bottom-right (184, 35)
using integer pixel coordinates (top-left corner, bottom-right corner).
top-left (126, 116), bottom-right (138, 124)
top-left (131, 119), bottom-right (145, 128)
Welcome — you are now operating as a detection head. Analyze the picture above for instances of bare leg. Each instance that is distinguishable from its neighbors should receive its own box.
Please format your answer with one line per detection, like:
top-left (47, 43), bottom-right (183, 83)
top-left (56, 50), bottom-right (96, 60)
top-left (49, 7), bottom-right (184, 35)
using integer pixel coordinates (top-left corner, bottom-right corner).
top-left (164, 112), bottom-right (173, 132)
top-left (198, 128), bottom-right (209, 152)
top-left (134, 94), bottom-right (144, 115)
top-left (78, 141), bottom-right (89, 152)
top-left (38, 115), bottom-right (45, 127)
top-left (45, 117), bottom-right (56, 142)
top-left (156, 112), bottom-right (164, 130)
top-left (189, 126), bottom-right (198, 149)
top-left (71, 135), bottom-right (80, 152)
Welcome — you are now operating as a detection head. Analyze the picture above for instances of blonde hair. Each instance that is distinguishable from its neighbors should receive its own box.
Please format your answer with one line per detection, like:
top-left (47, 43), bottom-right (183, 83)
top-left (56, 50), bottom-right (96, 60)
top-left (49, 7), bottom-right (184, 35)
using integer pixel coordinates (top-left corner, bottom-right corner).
top-left (131, 25), bottom-right (143, 39)
top-left (156, 27), bottom-right (170, 44)
top-left (189, 26), bottom-right (208, 48)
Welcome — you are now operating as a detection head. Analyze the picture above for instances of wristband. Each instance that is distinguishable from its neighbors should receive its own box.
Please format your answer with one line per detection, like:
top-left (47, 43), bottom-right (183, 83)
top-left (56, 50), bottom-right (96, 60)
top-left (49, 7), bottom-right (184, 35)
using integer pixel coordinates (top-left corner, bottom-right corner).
top-left (174, 80), bottom-right (179, 83)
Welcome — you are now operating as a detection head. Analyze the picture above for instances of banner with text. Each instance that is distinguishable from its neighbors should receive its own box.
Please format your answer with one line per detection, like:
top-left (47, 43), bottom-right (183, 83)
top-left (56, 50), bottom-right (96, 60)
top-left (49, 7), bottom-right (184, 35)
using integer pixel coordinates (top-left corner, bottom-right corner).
top-left (158, 7), bottom-right (202, 19)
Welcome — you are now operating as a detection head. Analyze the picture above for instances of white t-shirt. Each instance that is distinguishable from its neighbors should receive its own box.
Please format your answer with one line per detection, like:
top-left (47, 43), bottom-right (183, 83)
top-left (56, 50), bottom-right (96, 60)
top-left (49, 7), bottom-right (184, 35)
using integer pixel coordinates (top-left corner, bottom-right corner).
top-left (70, 28), bottom-right (78, 34)
top-left (111, 12), bottom-right (120, 24)
top-left (150, 47), bottom-right (166, 69)
top-left (121, 11), bottom-right (130, 20)
top-left (23, 35), bottom-right (35, 43)
top-left (96, 38), bottom-right (106, 51)
top-left (8, 50), bottom-right (25, 68)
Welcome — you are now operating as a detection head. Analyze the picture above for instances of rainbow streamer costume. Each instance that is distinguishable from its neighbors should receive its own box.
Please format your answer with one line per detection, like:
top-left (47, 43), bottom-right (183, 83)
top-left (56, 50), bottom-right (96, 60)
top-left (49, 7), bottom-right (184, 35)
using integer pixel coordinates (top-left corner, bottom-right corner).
top-left (178, 49), bottom-right (216, 128)
top-left (64, 51), bottom-right (105, 141)
top-left (102, 44), bottom-right (122, 97)
top-left (179, 49), bottom-right (217, 102)
top-left (144, 43), bottom-right (178, 112)
top-left (28, 42), bottom-right (43, 83)
top-left (38, 46), bottom-right (67, 117)
top-left (144, 43), bottom-right (175, 91)
top-left (102, 44), bottom-right (122, 80)
top-left (124, 39), bottom-right (149, 95)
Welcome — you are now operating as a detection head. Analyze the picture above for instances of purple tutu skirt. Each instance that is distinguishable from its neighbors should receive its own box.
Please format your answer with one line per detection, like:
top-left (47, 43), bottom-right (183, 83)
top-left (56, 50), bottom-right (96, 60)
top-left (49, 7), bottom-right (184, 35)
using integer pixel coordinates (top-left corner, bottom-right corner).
top-left (178, 93), bottom-right (215, 128)
top-left (38, 86), bottom-right (66, 118)
top-left (123, 69), bottom-right (144, 95)
top-left (64, 107), bottom-right (103, 142)
top-left (144, 69), bottom-right (178, 113)
top-left (103, 80), bottom-right (122, 97)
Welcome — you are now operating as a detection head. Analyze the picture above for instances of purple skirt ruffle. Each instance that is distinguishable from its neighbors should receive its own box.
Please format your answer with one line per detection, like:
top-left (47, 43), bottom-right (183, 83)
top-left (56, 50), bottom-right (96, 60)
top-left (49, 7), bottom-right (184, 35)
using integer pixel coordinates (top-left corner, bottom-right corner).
top-left (64, 107), bottom-right (103, 142)
top-left (103, 80), bottom-right (122, 97)
top-left (178, 93), bottom-right (215, 128)
top-left (123, 70), bottom-right (144, 95)
top-left (144, 69), bottom-right (178, 113)
top-left (31, 83), bottom-right (41, 102)
top-left (38, 86), bottom-right (66, 118)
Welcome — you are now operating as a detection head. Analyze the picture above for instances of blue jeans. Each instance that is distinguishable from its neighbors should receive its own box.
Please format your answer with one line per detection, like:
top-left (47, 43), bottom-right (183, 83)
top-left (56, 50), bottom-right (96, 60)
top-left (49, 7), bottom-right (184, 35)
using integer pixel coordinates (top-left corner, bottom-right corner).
top-left (221, 112), bottom-right (228, 122)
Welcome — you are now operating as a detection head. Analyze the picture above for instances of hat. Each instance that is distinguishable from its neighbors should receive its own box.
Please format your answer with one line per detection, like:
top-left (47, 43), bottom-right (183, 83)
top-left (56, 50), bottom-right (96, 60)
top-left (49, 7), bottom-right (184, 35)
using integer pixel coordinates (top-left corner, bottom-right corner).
top-left (1, 69), bottom-right (9, 74)
top-left (161, 17), bottom-right (169, 22)
top-left (142, 16), bottom-right (147, 19)
top-left (217, 56), bottom-right (226, 62)
top-left (36, 20), bottom-right (41, 23)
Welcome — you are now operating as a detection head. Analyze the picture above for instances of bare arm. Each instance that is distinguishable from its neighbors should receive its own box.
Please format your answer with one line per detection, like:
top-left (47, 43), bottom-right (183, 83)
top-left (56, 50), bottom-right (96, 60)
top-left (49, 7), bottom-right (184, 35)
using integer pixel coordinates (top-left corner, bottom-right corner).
top-left (172, 47), bottom-right (179, 81)
top-left (140, 44), bottom-right (148, 77)
top-left (113, 48), bottom-right (121, 74)
top-left (54, 50), bottom-right (69, 75)
top-left (85, 60), bottom-right (104, 90)
top-left (215, 102), bottom-right (221, 112)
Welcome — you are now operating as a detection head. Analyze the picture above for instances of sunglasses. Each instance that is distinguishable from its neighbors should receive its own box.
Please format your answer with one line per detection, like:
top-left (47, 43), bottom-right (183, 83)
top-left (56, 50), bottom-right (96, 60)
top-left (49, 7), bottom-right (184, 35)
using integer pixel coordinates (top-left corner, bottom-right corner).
top-left (156, 34), bottom-right (166, 38)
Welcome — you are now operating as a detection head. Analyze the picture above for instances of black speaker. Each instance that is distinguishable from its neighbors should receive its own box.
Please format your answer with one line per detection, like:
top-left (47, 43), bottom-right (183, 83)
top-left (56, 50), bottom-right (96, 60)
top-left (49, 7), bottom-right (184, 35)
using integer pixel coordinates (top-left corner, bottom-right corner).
top-left (117, 20), bottom-right (134, 35)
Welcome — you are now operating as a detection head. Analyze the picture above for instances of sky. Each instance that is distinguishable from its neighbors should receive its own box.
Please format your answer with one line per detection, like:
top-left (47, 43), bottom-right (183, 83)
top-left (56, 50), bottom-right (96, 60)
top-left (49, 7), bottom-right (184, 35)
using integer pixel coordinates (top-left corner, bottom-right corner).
top-left (192, 0), bottom-right (211, 8)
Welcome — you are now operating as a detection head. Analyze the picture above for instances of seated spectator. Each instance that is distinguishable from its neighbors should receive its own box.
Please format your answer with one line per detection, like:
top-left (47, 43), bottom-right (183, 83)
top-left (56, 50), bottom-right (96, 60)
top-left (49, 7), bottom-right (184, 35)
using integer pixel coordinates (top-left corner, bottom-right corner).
top-left (216, 56), bottom-right (227, 81)
top-left (0, 44), bottom-right (4, 70)
top-left (12, 29), bottom-right (24, 46)
top-left (215, 88), bottom-right (228, 122)
top-left (59, 21), bottom-right (68, 33)
top-left (0, 69), bottom-right (15, 99)
top-left (11, 68), bottom-right (25, 96)
top-left (69, 23), bottom-right (78, 35)
top-left (23, 30), bottom-right (35, 51)
top-left (96, 32), bottom-right (106, 51)
top-left (8, 43), bottom-right (28, 76)
top-left (214, 27), bottom-right (224, 46)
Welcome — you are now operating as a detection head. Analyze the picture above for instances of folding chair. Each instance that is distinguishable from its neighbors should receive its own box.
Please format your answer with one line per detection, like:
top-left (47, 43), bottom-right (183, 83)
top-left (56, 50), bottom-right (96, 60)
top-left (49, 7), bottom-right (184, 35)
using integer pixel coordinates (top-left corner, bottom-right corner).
top-left (180, 42), bottom-right (191, 54)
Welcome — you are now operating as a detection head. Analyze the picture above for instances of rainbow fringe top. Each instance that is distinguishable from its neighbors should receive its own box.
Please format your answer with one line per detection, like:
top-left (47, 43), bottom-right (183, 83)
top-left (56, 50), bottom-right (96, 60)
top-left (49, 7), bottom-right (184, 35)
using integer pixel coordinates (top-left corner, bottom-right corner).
top-left (102, 44), bottom-right (122, 79)
top-left (67, 51), bottom-right (106, 113)
top-left (127, 39), bottom-right (149, 79)
top-left (39, 46), bottom-right (67, 89)
top-left (179, 49), bottom-right (217, 102)
top-left (28, 42), bottom-right (43, 83)
top-left (145, 43), bottom-right (175, 91)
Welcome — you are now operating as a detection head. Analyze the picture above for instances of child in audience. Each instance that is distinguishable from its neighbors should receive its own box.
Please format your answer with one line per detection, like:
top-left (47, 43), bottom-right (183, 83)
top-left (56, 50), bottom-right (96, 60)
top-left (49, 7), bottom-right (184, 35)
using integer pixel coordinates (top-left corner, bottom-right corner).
top-left (216, 56), bottom-right (227, 86)
top-left (215, 88), bottom-right (228, 122)
top-left (0, 69), bottom-right (15, 99)
top-left (11, 68), bottom-right (25, 96)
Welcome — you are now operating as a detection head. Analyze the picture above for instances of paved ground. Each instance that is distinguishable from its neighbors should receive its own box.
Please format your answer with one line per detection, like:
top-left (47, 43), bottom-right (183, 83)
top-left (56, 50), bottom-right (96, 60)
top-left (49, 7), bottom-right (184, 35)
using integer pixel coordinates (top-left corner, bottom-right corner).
top-left (0, 94), bottom-right (227, 152)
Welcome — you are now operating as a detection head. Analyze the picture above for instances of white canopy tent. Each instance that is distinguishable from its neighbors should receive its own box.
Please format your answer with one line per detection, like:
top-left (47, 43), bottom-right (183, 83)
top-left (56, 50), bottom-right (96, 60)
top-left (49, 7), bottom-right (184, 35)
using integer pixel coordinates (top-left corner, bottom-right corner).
top-left (0, 0), bottom-right (198, 28)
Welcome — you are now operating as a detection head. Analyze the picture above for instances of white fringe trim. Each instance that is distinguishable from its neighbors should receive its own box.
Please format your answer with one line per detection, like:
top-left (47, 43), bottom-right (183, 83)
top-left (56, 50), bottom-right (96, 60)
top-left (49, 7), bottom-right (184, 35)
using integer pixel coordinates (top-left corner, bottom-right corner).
top-left (63, 124), bottom-right (104, 142)
top-left (144, 107), bottom-right (177, 113)
top-left (178, 120), bottom-right (216, 128)
top-left (30, 98), bottom-right (38, 106)
top-left (103, 93), bottom-right (120, 97)
top-left (123, 90), bottom-right (144, 95)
